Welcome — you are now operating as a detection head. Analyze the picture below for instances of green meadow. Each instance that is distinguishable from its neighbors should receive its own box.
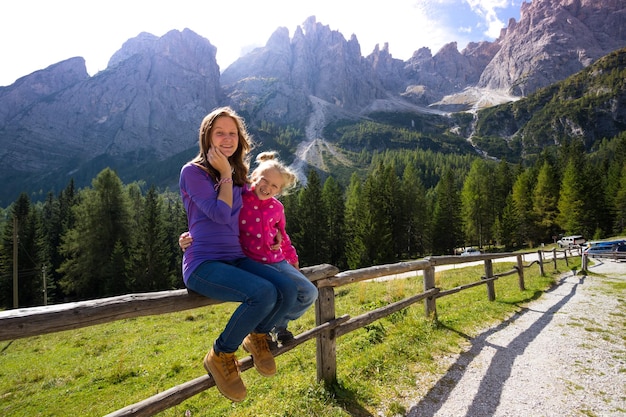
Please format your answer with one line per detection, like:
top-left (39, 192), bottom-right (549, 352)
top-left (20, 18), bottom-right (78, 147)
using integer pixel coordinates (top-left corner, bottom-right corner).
top-left (1, 258), bottom-right (579, 417)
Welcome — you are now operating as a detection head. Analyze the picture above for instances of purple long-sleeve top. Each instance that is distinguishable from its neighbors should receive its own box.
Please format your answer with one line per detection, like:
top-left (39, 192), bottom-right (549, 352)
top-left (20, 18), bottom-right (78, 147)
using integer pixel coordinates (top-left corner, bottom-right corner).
top-left (179, 162), bottom-right (245, 284)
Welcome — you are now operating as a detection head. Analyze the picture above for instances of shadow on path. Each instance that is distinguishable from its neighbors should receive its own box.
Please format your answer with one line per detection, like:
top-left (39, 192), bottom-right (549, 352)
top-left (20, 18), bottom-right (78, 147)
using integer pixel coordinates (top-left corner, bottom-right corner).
top-left (408, 273), bottom-right (585, 417)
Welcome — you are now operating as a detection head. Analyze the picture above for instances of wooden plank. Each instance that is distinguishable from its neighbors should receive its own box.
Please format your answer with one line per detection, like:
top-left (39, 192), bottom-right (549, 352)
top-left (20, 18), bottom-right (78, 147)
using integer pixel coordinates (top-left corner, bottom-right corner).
top-left (423, 266), bottom-right (437, 318)
top-left (0, 264), bottom-right (339, 342)
top-left (517, 255), bottom-right (526, 291)
top-left (427, 252), bottom-right (515, 266)
top-left (0, 290), bottom-right (218, 341)
top-left (316, 260), bottom-right (430, 288)
top-left (484, 259), bottom-right (496, 301)
top-left (435, 276), bottom-right (497, 298)
top-left (335, 288), bottom-right (439, 337)
top-left (315, 286), bottom-right (338, 385)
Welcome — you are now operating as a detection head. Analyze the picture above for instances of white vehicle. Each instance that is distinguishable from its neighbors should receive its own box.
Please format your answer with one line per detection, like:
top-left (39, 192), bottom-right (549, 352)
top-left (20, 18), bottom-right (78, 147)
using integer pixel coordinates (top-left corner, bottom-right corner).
top-left (460, 247), bottom-right (481, 256)
top-left (557, 235), bottom-right (586, 248)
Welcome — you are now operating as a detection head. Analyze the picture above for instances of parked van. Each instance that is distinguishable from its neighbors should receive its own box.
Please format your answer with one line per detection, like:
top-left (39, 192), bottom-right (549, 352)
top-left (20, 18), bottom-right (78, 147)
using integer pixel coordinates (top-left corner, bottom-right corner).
top-left (583, 239), bottom-right (626, 253)
top-left (557, 235), bottom-right (586, 248)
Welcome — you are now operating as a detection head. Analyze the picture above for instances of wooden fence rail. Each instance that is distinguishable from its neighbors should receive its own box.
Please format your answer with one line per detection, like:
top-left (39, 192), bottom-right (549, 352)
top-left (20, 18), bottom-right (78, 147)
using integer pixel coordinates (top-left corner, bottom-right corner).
top-left (0, 264), bottom-right (339, 341)
top-left (1, 249), bottom-right (580, 416)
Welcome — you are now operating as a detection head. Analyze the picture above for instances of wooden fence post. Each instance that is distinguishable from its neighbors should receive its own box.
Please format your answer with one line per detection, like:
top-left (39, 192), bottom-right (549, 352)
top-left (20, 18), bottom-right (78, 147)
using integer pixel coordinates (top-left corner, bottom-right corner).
top-left (563, 249), bottom-right (569, 266)
top-left (537, 250), bottom-right (545, 276)
top-left (423, 266), bottom-right (437, 318)
top-left (483, 259), bottom-right (496, 301)
top-left (315, 286), bottom-right (337, 386)
top-left (581, 253), bottom-right (588, 272)
top-left (552, 248), bottom-right (557, 270)
top-left (516, 254), bottom-right (525, 291)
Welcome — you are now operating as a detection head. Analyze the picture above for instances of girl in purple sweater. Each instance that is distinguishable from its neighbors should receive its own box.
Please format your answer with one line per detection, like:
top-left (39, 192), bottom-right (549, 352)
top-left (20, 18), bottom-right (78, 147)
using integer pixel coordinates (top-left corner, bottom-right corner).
top-left (179, 107), bottom-right (300, 402)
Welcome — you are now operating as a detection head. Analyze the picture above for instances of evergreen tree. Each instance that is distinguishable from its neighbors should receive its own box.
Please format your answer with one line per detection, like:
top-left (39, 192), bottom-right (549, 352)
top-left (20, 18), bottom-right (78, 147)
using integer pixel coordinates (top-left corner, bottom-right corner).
top-left (613, 164), bottom-right (626, 234)
top-left (497, 194), bottom-right (519, 249)
top-left (580, 161), bottom-right (609, 239)
top-left (295, 170), bottom-right (327, 266)
top-left (511, 169), bottom-right (536, 247)
top-left (322, 176), bottom-right (346, 268)
top-left (532, 161), bottom-right (560, 244)
top-left (59, 168), bottom-right (133, 299)
top-left (344, 173), bottom-right (368, 269)
top-left (282, 192), bottom-right (301, 251)
top-left (400, 164), bottom-right (429, 257)
top-left (461, 159), bottom-right (491, 248)
top-left (362, 163), bottom-right (395, 265)
top-left (40, 192), bottom-right (62, 303)
top-left (557, 160), bottom-right (585, 235)
top-left (0, 193), bottom-right (42, 308)
top-left (56, 179), bottom-right (79, 300)
top-left (493, 160), bottom-right (514, 216)
top-left (163, 192), bottom-right (188, 289)
top-left (605, 159), bottom-right (623, 234)
top-left (36, 179), bottom-right (80, 303)
top-left (432, 169), bottom-right (463, 255)
top-left (132, 186), bottom-right (174, 291)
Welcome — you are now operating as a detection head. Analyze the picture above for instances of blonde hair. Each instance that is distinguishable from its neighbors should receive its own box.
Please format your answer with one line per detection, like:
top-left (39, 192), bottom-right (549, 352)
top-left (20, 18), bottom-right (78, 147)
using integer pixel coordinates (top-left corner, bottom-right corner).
top-left (252, 151), bottom-right (298, 195)
top-left (190, 106), bottom-right (253, 186)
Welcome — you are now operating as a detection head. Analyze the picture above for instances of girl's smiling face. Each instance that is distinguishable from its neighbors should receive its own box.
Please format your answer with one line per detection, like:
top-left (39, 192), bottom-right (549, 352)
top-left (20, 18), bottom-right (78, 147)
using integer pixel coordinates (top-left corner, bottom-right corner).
top-left (210, 116), bottom-right (239, 157)
top-left (252, 167), bottom-right (284, 200)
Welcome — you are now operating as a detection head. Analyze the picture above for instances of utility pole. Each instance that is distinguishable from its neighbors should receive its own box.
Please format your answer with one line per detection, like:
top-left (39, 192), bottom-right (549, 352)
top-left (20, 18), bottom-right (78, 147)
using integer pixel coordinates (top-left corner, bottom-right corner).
top-left (42, 264), bottom-right (47, 306)
top-left (13, 216), bottom-right (18, 308)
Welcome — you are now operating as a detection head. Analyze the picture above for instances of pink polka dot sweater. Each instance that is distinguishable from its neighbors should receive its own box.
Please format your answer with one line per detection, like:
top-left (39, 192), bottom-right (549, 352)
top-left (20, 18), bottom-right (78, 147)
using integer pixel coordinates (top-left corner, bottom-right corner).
top-left (240, 188), bottom-right (299, 265)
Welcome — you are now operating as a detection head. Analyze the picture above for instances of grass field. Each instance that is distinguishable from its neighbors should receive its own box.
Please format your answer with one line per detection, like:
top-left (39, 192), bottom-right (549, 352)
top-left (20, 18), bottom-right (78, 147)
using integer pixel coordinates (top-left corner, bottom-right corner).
top-left (0, 258), bottom-right (576, 417)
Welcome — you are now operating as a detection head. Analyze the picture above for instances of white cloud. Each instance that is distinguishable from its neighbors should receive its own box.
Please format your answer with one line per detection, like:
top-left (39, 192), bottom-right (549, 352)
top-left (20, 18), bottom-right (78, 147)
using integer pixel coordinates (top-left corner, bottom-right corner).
top-left (466, 0), bottom-right (516, 38)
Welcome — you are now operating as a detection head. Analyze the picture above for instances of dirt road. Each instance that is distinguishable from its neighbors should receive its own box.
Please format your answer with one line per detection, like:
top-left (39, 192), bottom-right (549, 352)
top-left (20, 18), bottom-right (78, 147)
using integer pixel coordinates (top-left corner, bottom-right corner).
top-left (405, 258), bottom-right (626, 416)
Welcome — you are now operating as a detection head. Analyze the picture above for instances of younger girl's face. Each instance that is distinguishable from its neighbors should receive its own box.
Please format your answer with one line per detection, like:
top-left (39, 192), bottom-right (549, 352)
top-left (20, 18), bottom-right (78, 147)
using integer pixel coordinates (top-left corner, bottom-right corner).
top-left (210, 116), bottom-right (239, 157)
top-left (252, 168), bottom-right (284, 200)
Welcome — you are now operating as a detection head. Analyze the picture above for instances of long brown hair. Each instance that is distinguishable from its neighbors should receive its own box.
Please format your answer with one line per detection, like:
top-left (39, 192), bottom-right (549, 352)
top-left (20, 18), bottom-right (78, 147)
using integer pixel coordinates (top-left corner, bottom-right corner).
top-left (190, 106), bottom-right (253, 186)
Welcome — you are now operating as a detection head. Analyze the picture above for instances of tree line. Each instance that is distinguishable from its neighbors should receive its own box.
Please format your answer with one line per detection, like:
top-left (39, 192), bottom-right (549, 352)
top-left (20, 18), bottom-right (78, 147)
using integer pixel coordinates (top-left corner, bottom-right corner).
top-left (1, 134), bottom-right (626, 309)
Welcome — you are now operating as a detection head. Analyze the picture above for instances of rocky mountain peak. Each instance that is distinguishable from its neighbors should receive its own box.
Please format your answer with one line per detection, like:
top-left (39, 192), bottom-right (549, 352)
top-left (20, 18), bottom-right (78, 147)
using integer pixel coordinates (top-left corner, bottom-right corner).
top-left (223, 15), bottom-right (387, 125)
top-left (0, 57), bottom-right (89, 124)
top-left (109, 28), bottom-right (219, 76)
top-left (0, 28), bottom-right (222, 199)
top-left (479, 0), bottom-right (626, 95)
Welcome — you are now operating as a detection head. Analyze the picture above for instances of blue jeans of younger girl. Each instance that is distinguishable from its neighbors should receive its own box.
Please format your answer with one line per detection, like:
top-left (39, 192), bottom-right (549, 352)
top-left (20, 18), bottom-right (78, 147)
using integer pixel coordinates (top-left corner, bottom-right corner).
top-left (186, 257), bottom-right (299, 354)
top-left (262, 260), bottom-right (318, 331)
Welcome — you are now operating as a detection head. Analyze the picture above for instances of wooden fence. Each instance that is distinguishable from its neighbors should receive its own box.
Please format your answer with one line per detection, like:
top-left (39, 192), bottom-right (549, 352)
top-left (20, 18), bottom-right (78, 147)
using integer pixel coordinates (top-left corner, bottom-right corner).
top-left (0, 249), bottom-right (581, 416)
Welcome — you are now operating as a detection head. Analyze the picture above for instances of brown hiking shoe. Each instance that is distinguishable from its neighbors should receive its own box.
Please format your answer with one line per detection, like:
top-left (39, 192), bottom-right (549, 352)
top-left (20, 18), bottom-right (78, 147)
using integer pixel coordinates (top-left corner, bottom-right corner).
top-left (242, 332), bottom-right (276, 377)
top-left (203, 348), bottom-right (246, 402)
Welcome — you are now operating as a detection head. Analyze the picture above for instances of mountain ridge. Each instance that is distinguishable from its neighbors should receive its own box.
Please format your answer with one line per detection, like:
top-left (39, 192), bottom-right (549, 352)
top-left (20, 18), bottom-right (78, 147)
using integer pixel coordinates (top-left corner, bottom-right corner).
top-left (0, 0), bottom-right (624, 206)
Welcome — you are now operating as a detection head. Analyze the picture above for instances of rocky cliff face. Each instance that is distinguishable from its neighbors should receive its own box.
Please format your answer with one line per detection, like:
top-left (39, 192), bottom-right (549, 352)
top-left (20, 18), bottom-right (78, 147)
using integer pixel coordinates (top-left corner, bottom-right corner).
top-left (479, 0), bottom-right (626, 95)
top-left (0, 29), bottom-right (221, 176)
top-left (0, 57), bottom-right (89, 125)
top-left (222, 16), bottom-right (387, 126)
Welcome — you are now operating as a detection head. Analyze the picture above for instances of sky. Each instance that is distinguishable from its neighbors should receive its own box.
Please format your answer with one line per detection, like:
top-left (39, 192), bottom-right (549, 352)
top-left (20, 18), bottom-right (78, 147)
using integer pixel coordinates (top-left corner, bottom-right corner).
top-left (0, 0), bottom-right (525, 87)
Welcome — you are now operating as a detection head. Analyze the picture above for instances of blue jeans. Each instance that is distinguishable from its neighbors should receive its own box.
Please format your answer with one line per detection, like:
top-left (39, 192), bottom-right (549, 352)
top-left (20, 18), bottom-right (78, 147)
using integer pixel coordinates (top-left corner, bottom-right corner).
top-left (186, 257), bottom-right (299, 353)
top-left (263, 260), bottom-right (318, 331)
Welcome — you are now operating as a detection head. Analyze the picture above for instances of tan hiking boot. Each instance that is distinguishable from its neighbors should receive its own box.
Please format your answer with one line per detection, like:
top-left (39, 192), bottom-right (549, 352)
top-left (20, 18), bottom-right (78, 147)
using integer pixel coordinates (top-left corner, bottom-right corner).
top-left (203, 348), bottom-right (246, 402)
top-left (242, 332), bottom-right (276, 377)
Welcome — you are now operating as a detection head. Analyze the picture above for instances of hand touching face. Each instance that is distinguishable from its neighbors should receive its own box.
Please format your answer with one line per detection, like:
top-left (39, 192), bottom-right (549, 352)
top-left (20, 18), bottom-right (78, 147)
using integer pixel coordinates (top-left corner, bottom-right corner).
top-left (208, 116), bottom-right (238, 174)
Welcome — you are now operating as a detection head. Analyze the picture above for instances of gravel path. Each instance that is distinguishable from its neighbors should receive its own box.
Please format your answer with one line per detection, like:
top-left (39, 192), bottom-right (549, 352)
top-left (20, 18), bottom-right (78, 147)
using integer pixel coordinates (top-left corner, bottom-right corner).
top-left (406, 259), bottom-right (626, 417)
